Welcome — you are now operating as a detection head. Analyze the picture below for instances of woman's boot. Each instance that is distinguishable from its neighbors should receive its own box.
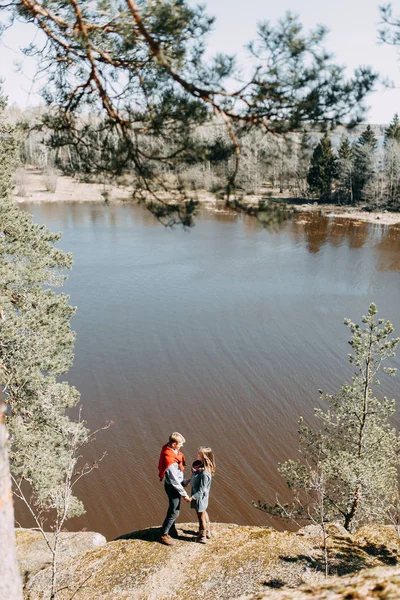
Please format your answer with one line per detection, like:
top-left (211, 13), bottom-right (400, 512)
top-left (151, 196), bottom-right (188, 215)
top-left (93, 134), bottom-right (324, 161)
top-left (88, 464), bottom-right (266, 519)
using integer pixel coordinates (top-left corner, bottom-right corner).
top-left (205, 514), bottom-right (211, 538)
top-left (196, 530), bottom-right (207, 544)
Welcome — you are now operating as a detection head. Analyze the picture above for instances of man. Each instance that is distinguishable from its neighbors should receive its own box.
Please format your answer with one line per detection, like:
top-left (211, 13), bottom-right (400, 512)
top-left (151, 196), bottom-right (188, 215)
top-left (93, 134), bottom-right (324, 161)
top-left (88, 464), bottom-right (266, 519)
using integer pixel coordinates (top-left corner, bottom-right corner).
top-left (158, 432), bottom-right (192, 545)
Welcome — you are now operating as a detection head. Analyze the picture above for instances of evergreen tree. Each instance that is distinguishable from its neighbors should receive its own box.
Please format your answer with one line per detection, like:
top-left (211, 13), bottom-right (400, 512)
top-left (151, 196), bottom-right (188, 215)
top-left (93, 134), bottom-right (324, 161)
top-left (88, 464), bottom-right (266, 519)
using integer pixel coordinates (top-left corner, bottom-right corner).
top-left (338, 136), bottom-right (353, 161)
top-left (384, 113), bottom-right (400, 144)
top-left (357, 124), bottom-right (378, 149)
top-left (0, 91), bottom-right (93, 596)
top-left (337, 136), bottom-right (354, 204)
top-left (353, 125), bottom-right (378, 203)
top-left (0, 90), bottom-right (23, 600)
top-left (277, 304), bottom-right (399, 532)
top-left (307, 134), bottom-right (338, 201)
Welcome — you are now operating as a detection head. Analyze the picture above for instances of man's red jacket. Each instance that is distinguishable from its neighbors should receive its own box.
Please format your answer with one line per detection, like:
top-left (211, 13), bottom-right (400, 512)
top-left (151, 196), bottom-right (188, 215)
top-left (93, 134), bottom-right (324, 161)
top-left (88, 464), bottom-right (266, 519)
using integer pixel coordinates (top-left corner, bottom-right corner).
top-left (158, 444), bottom-right (186, 481)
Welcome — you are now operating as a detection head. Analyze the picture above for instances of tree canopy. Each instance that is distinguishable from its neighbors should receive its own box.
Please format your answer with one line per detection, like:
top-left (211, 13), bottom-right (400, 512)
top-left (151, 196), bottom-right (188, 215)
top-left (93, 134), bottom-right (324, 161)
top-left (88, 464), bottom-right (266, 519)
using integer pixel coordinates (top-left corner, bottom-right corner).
top-left (385, 113), bottom-right (400, 144)
top-left (0, 88), bottom-right (96, 595)
top-left (307, 133), bottom-right (338, 200)
top-left (0, 88), bottom-right (24, 600)
top-left (353, 125), bottom-right (378, 202)
top-left (0, 0), bottom-right (377, 224)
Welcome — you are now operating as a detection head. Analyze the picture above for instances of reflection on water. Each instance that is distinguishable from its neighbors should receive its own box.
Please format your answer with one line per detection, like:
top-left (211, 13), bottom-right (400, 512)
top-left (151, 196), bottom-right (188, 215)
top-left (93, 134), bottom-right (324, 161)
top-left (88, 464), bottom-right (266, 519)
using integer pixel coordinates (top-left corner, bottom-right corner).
top-left (303, 214), bottom-right (330, 254)
top-left (375, 224), bottom-right (400, 271)
top-left (18, 202), bottom-right (400, 540)
top-left (29, 201), bottom-right (400, 269)
top-left (288, 212), bottom-right (400, 271)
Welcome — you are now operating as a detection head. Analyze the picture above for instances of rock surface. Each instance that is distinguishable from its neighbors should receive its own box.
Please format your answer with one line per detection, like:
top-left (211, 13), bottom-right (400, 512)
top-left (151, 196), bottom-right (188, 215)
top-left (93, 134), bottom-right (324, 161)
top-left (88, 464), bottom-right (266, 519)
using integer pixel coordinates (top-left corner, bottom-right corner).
top-left (239, 566), bottom-right (400, 599)
top-left (17, 523), bottom-right (400, 599)
top-left (16, 528), bottom-right (106, 585)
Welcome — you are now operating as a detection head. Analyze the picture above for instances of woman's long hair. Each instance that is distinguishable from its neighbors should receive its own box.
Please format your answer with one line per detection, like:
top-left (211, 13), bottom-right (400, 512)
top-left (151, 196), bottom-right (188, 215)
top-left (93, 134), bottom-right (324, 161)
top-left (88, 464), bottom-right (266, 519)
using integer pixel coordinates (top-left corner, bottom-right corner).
top-left (199, 447), bottom-right (216, 475)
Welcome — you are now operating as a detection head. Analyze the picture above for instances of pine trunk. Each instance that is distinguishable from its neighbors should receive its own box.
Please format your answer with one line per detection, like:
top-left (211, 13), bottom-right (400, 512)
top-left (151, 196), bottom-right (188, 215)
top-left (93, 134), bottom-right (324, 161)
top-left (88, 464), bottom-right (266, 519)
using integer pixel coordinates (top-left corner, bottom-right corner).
top-left (0, 402), bottom-right (23, 600)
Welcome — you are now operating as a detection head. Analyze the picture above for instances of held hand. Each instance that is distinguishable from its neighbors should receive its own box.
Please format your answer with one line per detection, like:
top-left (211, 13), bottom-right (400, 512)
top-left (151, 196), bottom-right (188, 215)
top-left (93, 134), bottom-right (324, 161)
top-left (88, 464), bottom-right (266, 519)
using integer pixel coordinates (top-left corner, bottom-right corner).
top-left (183, 496), bottom-right (193, 502)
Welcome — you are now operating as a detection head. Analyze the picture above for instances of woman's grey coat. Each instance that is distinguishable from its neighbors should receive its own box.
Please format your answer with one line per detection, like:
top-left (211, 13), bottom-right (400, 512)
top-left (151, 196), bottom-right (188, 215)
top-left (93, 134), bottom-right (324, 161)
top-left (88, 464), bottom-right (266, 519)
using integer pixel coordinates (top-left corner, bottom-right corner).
top-left (190, 469), bottom-right (212, 512)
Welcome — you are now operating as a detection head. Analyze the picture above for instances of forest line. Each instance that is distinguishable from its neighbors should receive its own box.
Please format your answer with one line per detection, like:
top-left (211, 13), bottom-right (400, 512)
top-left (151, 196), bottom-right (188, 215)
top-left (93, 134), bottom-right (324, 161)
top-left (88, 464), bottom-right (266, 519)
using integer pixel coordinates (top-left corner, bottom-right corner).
top-left (7, 108), bottom-right (400, 213)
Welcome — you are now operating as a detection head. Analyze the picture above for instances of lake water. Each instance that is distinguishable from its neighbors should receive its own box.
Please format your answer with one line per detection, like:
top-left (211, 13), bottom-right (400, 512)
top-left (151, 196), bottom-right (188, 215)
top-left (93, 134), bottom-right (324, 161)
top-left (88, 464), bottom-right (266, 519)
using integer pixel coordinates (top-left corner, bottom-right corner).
top-left (19, 202), bottom-right (400, 540)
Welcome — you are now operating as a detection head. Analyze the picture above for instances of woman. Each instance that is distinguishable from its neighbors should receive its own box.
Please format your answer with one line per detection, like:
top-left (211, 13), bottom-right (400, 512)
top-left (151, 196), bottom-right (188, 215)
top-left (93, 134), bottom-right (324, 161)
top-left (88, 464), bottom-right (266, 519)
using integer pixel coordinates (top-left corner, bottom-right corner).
top-left (188, 447), bottom-right (216, 544)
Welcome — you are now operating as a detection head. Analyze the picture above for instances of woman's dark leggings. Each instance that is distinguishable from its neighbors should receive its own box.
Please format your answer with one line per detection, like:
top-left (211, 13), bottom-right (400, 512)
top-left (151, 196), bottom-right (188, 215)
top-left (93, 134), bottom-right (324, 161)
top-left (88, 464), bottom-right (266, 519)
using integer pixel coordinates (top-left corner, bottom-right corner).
top-left (161, 483), bottom-right (181, 535)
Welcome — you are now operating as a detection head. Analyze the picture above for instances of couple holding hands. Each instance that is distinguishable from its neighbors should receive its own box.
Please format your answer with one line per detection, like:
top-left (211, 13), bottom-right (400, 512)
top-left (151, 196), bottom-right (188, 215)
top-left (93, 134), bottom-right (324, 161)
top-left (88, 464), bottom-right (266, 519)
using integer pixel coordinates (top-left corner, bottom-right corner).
top-left (158, 432), bottom-right (216, 545)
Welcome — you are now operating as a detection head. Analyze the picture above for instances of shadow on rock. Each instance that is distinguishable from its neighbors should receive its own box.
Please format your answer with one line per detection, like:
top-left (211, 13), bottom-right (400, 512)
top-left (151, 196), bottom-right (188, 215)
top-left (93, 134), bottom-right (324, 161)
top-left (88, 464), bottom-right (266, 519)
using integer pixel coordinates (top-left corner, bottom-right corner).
top-left (277, 534), bottom-right (399, 579)
top-left (114, 526), bottom-right (195, 544)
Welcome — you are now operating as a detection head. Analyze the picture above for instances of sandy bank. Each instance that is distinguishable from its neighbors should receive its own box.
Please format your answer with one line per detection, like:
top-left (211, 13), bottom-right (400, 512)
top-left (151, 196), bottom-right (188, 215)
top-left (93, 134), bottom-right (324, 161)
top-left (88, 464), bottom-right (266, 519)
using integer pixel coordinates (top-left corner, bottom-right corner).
top-left (292, 203), bottom-right (400, 226)
top-left (13, 169), bottom-right (132, 204)
top-left (13, 169), bottom-right (400, 226)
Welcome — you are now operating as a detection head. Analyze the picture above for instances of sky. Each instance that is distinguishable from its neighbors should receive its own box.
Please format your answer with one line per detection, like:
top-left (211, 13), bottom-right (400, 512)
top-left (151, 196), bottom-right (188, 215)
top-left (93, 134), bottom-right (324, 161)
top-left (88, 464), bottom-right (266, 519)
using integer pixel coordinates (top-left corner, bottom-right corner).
top-left (1, 0), bottom-right (399, 123)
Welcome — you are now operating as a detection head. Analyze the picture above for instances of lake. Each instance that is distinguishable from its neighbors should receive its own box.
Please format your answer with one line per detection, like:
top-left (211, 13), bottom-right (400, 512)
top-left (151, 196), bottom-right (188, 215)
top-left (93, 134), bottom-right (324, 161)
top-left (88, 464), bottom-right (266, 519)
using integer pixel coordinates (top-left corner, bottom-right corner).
top-left (19, 202), bottom-right (400, 540)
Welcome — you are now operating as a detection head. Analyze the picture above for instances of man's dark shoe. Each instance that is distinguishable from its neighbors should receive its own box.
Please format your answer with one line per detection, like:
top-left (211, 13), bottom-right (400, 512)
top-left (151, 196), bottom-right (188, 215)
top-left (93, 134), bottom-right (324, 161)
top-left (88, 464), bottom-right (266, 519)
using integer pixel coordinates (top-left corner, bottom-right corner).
top-left (160, 534), bottom-right (176, 546)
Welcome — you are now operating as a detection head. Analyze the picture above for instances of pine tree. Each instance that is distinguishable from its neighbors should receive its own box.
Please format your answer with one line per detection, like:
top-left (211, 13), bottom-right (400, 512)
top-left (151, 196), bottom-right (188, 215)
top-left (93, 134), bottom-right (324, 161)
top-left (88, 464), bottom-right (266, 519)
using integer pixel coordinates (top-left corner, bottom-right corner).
top-left (358, 125), bottom-right (379, 148)
top-left (277, 304), bottom-right (399, 532)
top-left (353, 125), bottom-right (378, 203)
top-left (337, 136), bottom-right (354, 204)
top-left (307, 134), bottom-right (338, 201)
top-left (384, 113), bottom-right (400, 144)
top-left (0, 89), bottom-right (23, 600)
top-left (0, 91), bottom-right (93, 597)
top-left (1, 2), bottom-right (377, 224)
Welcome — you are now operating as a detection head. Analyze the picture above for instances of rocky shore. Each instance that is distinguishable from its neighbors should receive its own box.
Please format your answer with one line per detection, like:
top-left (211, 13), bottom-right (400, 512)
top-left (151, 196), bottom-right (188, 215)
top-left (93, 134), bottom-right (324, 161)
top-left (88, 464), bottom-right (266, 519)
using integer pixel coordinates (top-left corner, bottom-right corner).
top-left (17, 522), bottom-right (400, 599)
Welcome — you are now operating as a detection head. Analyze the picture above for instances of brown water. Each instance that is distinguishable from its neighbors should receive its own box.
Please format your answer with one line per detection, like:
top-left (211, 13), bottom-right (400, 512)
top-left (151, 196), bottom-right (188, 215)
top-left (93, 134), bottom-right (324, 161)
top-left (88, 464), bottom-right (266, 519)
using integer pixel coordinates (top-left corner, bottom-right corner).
top-left (19, 203), bottom-right (400, 540)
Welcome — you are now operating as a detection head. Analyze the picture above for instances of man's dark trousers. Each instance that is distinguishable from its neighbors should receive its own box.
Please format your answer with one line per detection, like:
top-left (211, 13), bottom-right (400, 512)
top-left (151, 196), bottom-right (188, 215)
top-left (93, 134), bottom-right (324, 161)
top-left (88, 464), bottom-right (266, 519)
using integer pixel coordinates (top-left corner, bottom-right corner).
top-left (161, 482), bottom-right (181, 535)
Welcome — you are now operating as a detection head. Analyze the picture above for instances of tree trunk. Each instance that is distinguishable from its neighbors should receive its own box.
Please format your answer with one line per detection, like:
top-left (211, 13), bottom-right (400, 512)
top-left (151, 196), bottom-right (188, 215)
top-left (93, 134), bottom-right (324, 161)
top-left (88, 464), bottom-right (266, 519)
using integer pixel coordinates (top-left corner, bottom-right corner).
top-left (344, 490), bottom-right (359, 532)
top-left (0, 402), bottom-right (23, 600)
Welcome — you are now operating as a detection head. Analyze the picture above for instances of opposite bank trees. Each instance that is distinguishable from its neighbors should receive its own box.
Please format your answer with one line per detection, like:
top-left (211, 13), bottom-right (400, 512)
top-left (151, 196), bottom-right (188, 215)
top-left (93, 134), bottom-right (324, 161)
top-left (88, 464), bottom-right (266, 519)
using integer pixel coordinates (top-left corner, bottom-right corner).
top-left (0, 91), bottom-right (95, 598)
top-left (261, 304), bottom-right (399, 532)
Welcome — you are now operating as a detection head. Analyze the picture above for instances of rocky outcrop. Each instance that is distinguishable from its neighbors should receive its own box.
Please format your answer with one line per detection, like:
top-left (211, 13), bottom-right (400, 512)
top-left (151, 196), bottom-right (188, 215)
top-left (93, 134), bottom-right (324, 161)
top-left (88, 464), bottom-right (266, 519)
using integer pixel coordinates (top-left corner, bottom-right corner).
top-left (239, 566), bottom-right (400, 599)
top-left (16, 528), bottom-right (106, 586)
top-left (17, 523), bottom-right (400, 599)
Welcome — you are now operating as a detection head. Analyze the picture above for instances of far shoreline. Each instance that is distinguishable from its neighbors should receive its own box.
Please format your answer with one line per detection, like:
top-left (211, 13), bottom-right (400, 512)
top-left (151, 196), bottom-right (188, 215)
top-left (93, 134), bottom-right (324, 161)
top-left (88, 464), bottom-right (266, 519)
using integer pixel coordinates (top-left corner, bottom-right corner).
top-left (14, 168), bottom-right (400, 227)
